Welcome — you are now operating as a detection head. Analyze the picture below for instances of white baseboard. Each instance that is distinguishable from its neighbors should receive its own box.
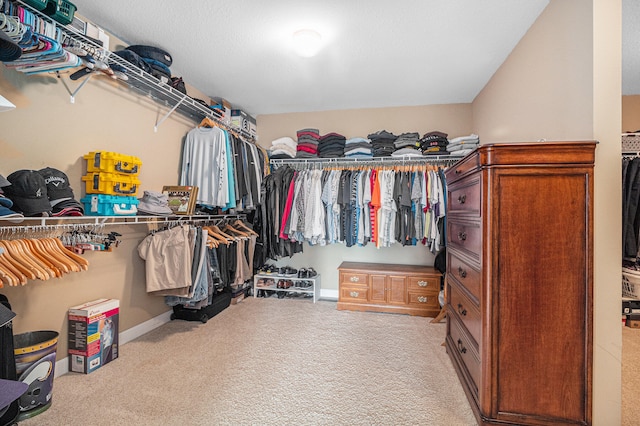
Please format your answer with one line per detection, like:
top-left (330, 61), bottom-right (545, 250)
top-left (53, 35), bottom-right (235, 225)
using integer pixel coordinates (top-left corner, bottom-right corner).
top-left (55, 310), bottom-right (172, 378)
top-left (320, 289), bottom-right (338, 300)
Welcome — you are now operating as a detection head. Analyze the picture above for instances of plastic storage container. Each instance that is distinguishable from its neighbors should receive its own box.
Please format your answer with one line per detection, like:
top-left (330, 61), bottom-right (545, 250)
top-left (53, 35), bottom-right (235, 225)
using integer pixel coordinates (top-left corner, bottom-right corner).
top-left (23, 0), bottom-right (48, 11)
top-left (82, 172), bottom-right (141, 196)
top-left (80, 194), bottom-right (139, 216)
top-left (43, 0), bottom-right (76, 26)
top-left (84, 151), bottom-right (142, 175)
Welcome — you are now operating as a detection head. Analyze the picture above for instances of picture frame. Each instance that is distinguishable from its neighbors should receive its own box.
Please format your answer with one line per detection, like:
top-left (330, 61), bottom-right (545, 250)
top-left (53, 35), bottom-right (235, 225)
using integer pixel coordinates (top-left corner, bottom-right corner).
top-left (162, 185), bottom-right (198, 215)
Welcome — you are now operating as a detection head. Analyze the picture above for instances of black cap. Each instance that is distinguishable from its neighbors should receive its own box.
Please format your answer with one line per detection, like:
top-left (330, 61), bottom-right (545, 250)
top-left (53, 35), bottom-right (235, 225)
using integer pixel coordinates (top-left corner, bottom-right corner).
top-left (38, 167), bottom-right (75, 205)
top-left (3, 170), bottom-right (51, 216)
top-left (0, 30), bottom-right (22, 62)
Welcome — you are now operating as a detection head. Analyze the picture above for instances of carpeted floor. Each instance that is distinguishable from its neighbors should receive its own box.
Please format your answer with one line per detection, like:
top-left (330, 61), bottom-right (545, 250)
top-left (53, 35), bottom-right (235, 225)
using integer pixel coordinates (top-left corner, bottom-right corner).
top-left (623, 325), bottom-right (640, 426)
top-left (21, 297), bottom-right (477, 426)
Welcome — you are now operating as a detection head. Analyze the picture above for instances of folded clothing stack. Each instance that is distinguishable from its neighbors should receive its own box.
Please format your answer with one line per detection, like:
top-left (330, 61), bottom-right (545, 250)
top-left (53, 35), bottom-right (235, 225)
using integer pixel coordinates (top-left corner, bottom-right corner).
top-left (447, 134), bottom-right (480, 156)
top-left (368, 130), bottom-right (397, 157)
top-left (296, 128), bottom-right (320, 158)
top-left (318, 132), bottom-right (346, 158)
top-left (269, 137), bottom-right (297, 159)
top-left (344, 137), bottom-right (372, 158)
top-left (419, 131), bottom-right (449, 155)
top-left (113, 45), bottom-right (173, 83)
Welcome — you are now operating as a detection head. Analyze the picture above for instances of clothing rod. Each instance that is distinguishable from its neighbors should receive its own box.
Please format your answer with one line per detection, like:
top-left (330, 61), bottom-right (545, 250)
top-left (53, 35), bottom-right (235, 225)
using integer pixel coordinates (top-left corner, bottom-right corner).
top-left (269, 154), bottom-right (466, 169)
top-left (0, 214), bottom-right (247, 229)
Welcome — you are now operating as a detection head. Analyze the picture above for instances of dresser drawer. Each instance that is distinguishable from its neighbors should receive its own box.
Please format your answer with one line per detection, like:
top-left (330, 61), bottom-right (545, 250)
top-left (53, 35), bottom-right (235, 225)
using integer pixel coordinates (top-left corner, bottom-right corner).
top-left (447, 174), bottom-right (481, 217)
top-left (339, 271), bottom-right (368, 286)
top-left (339, 285), bottom-right (368, 302)
top-left (407, 275), bottom-right (440, 293)
top-left (407, 291), bottom-right (439, 309)
top-left (447, 220), bottom-right (481, 260)
top-left (445, 151), bottom-right (480, 184)
top-left (448, 282), bottom-right (481, 346)
top-left (447, 251), bottom-right (481, 305)
top-left (449, 316), bottom-right (480, 397)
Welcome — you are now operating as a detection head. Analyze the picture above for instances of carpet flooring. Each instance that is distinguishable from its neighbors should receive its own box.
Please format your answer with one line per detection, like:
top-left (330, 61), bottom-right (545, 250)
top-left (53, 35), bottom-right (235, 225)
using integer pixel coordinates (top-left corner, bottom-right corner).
top-left (21, 298), bottom-right (477, 426)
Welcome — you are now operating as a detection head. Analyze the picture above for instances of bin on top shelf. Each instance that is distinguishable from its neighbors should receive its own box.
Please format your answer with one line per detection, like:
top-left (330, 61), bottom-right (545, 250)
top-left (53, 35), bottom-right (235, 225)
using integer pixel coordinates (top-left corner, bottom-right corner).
top-left (82, 172), bottom-right (141, 197)
top-left (83, 151), bottom-right (142, 176)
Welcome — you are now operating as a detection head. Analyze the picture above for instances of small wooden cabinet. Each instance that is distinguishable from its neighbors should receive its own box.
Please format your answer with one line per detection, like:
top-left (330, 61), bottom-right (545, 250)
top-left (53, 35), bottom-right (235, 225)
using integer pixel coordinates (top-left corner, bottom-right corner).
top-left (337, 262), bottom-right (441, 317)
top-left (445, 141), bottom-right (596, 426)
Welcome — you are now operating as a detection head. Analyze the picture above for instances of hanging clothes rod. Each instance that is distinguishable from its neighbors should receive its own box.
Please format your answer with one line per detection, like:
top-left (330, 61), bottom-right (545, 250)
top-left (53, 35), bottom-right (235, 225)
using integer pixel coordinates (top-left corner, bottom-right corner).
top-left (0, 214), bottom-right (247, 229)
top-left (269, 154), bottom-right (466, 170)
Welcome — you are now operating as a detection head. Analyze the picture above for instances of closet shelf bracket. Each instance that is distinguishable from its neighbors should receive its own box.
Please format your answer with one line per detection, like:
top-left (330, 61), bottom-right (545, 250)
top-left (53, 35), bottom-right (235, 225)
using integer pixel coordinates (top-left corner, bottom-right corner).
top-left (57, 71), bottom-right (93, 104)
top-left (154, 97), bottom-right (185, 132)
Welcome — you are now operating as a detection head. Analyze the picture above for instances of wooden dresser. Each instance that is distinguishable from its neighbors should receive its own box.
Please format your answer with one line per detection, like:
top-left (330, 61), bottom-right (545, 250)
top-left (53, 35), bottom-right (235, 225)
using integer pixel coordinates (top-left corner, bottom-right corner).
top-left (337, 262), bottom-right (441, 317)
top-left (444, 141), bottom-right (595, 426)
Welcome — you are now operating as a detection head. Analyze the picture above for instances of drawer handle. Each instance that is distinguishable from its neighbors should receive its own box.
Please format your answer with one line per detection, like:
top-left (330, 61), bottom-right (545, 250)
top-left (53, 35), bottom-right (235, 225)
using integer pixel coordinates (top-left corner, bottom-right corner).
top-left (455, 169), bottom-right (461, 174)
top-left (457, 232), bottom-right (467, 241)
top-left (457, 194), bottom-right (466, 204)
top-left (457, 339), bottom-right (467, 354)
top-left (417, 280), bottom-right (428, 287)
top-left (417, 296), bottom-right (428, 303)
top-left (350, 291), bottom-right (359, 298)
top-left (457, 303), bottom-right (467, 316)
top-left (350, 276), bottom-right (359, 283)
top-left (458, 266), bottom-right (467, 279)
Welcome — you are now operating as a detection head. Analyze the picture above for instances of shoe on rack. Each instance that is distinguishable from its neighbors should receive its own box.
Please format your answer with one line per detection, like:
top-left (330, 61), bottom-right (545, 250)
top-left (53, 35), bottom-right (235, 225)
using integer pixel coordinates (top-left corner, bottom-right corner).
top-left (298, 268), bottom-right (307, 278)
top-left (281, 266), bottom-right (298, 277)
top-left (307, 268), bottom-right (317, 278)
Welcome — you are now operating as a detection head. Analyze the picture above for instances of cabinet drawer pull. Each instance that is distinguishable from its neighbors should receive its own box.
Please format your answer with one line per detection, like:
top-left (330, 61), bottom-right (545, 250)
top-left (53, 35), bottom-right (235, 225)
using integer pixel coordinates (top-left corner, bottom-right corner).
top-left (417, 280), bottom-right (428, 287)
top-left (457, 194), bottom-right (466, 204)
top-left (417, 296), bottom-right (428, 303)
top-left (458, 266), bottom-right (467, 279)
top-left (457, 339), bottom-right (467, 354)
top-left (350, 276), bottom-right (359, 282)
top-left (457, 231), bottom-right (467, 241)
top-left (350, 291), bottom-right (359, 298)
top-left (455, 169), bottom-right (461, 174)
top-left (457, 303), bottom-right (467, 316)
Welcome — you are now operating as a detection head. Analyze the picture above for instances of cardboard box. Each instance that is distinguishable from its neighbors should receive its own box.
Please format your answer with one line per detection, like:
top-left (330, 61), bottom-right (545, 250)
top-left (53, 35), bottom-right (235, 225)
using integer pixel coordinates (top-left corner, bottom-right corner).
top-left (68, 299), bottom-right (119, 374)
top-left (231, 109), bottom-right (257, 138)
top-left (626, 313), bottom-right (640, 329)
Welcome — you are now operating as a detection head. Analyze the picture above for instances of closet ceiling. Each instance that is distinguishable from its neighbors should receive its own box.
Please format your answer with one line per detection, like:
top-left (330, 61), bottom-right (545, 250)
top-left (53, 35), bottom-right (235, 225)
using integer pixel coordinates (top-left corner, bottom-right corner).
top-left (68, 1), bottom-right (558, 116)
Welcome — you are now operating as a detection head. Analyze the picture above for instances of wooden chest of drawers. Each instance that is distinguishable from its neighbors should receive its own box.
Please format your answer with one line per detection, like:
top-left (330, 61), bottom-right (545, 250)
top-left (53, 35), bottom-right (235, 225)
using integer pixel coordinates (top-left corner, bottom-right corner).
top-left (337, 262), bottom-right (441, 317)
top-left (444, 141), bottom-right (596, 426)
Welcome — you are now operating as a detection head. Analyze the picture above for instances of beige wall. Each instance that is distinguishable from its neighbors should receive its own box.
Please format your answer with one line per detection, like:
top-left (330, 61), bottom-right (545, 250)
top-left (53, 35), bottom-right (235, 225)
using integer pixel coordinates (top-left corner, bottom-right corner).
top-left (472, 0), bottom-right (621, 423)
top-left (257, 103), bottom-right (474, 292)
top-left (623, 95), bottom-right (640, 132)
top-left (0, 64), bottom-right (194, 359)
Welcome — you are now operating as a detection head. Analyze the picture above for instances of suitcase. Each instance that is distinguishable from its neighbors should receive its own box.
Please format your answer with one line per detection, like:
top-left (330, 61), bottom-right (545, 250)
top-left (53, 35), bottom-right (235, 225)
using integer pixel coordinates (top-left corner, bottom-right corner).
top-left (170, 290), bottom-right (232, 324)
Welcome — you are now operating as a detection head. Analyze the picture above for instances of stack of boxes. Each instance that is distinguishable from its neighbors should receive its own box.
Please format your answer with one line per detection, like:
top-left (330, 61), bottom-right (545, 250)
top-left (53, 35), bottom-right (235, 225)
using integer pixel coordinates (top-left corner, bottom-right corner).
top-left (80, 151), bottom-right (142, 216)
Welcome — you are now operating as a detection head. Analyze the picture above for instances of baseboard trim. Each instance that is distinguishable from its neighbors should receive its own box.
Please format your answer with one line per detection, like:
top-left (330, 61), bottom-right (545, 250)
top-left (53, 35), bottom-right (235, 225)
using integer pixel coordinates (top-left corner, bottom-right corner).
top-left (55, 310), bottom-right (172, 378)
top-left (320, 289), bottom-right (338, 301)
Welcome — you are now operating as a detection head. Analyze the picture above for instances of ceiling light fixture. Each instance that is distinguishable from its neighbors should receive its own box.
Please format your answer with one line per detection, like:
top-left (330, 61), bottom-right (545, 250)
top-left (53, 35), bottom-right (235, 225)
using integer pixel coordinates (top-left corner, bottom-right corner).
top-left (292, 29), bottom-right (322, 58)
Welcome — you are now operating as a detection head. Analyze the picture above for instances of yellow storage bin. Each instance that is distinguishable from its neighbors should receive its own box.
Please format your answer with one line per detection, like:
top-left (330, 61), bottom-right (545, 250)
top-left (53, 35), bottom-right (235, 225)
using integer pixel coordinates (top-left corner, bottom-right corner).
top-left (84, 151), bottom-right (142, 175)
top-left (82, 173), bottom-right (141, 196)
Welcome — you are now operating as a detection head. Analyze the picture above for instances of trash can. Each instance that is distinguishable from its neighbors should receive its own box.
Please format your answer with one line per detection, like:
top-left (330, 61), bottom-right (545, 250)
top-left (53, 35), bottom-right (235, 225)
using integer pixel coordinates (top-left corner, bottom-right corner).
top-left (13, 330), bottom-right (59, 421)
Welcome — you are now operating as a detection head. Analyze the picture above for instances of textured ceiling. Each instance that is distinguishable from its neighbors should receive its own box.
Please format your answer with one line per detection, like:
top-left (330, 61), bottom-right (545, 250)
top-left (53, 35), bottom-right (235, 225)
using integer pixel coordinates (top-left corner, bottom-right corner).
top-left (68, 1), bottom-right (554, 117)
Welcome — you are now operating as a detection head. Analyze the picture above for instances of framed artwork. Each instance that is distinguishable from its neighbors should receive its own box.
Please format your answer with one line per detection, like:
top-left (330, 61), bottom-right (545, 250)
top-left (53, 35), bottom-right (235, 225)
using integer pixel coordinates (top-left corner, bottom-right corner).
top-left (162, 186), bottom-right (198, 215)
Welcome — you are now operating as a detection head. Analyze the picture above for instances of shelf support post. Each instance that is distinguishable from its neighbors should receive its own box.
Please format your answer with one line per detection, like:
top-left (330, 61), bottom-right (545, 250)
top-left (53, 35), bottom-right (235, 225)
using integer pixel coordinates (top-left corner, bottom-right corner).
top-left (154, 97), bottom-right (186, 132)
top-left (57, 71), bottom-right (93, 104)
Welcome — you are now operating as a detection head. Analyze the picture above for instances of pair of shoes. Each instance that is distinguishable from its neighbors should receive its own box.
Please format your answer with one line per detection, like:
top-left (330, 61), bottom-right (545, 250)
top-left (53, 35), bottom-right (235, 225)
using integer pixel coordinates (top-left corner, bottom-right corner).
top-left (295, 280), bottom-right (312, 289)
top-left (277, 279), bottom-right (293, 289)
top-left (279, 266), bottom-right (298, 277)
top-left (259, 264), bottom-right (278, 274)
top-left (297, 268), bottom-right (318, 278)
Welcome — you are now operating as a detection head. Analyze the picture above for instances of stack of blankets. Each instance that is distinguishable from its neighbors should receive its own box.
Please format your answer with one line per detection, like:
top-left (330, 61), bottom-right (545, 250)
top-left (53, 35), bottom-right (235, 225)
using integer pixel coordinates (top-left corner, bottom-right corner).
top-left (368, 130), bottom-right (397, 157)
top-left (318, 133), bottom-right (346, 158)
top-left (344, 137), bottom-right (373, 158)
top-left (447, 134), bottom-right (480, 156)
top-left (296, 128), bottom-right (320, 158)
top-left (268, 136), bottom-right (297, 159)
top-left (419, 131), bottom-right (449, 155)
top-left (391, 132), bottom-right (422, 157)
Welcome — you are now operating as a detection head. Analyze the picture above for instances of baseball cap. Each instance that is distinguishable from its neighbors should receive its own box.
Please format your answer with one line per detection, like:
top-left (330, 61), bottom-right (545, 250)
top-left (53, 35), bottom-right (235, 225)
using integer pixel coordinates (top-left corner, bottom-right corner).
top-left (137, 190), bottom-right (173, 216)
top-left (0, 174), bottom-right (10, 187)
top-left (3, 170), bottom-right (51, 216)
top-left (0, 30), bottom-right (22, 62)
top-left (38, 167), bottom-right (75, 204)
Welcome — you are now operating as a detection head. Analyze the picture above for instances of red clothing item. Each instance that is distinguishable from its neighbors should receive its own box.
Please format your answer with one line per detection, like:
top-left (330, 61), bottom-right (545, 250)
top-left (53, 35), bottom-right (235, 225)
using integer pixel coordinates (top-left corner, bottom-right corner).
top-left (279, 172), bottom-right (297, 240)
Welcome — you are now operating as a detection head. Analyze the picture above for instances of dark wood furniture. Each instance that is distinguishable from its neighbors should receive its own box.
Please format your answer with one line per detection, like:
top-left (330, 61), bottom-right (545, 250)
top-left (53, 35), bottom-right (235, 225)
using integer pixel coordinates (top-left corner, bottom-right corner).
top-left (337, 262), bottom-right (441, 317)
top-left (444, 141), bottom-right (596, 426)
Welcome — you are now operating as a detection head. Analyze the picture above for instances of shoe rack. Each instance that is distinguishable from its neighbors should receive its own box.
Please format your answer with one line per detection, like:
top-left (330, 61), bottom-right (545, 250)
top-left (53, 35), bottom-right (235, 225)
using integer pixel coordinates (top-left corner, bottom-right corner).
top-left (253, 273), bottom-right (321, 303)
